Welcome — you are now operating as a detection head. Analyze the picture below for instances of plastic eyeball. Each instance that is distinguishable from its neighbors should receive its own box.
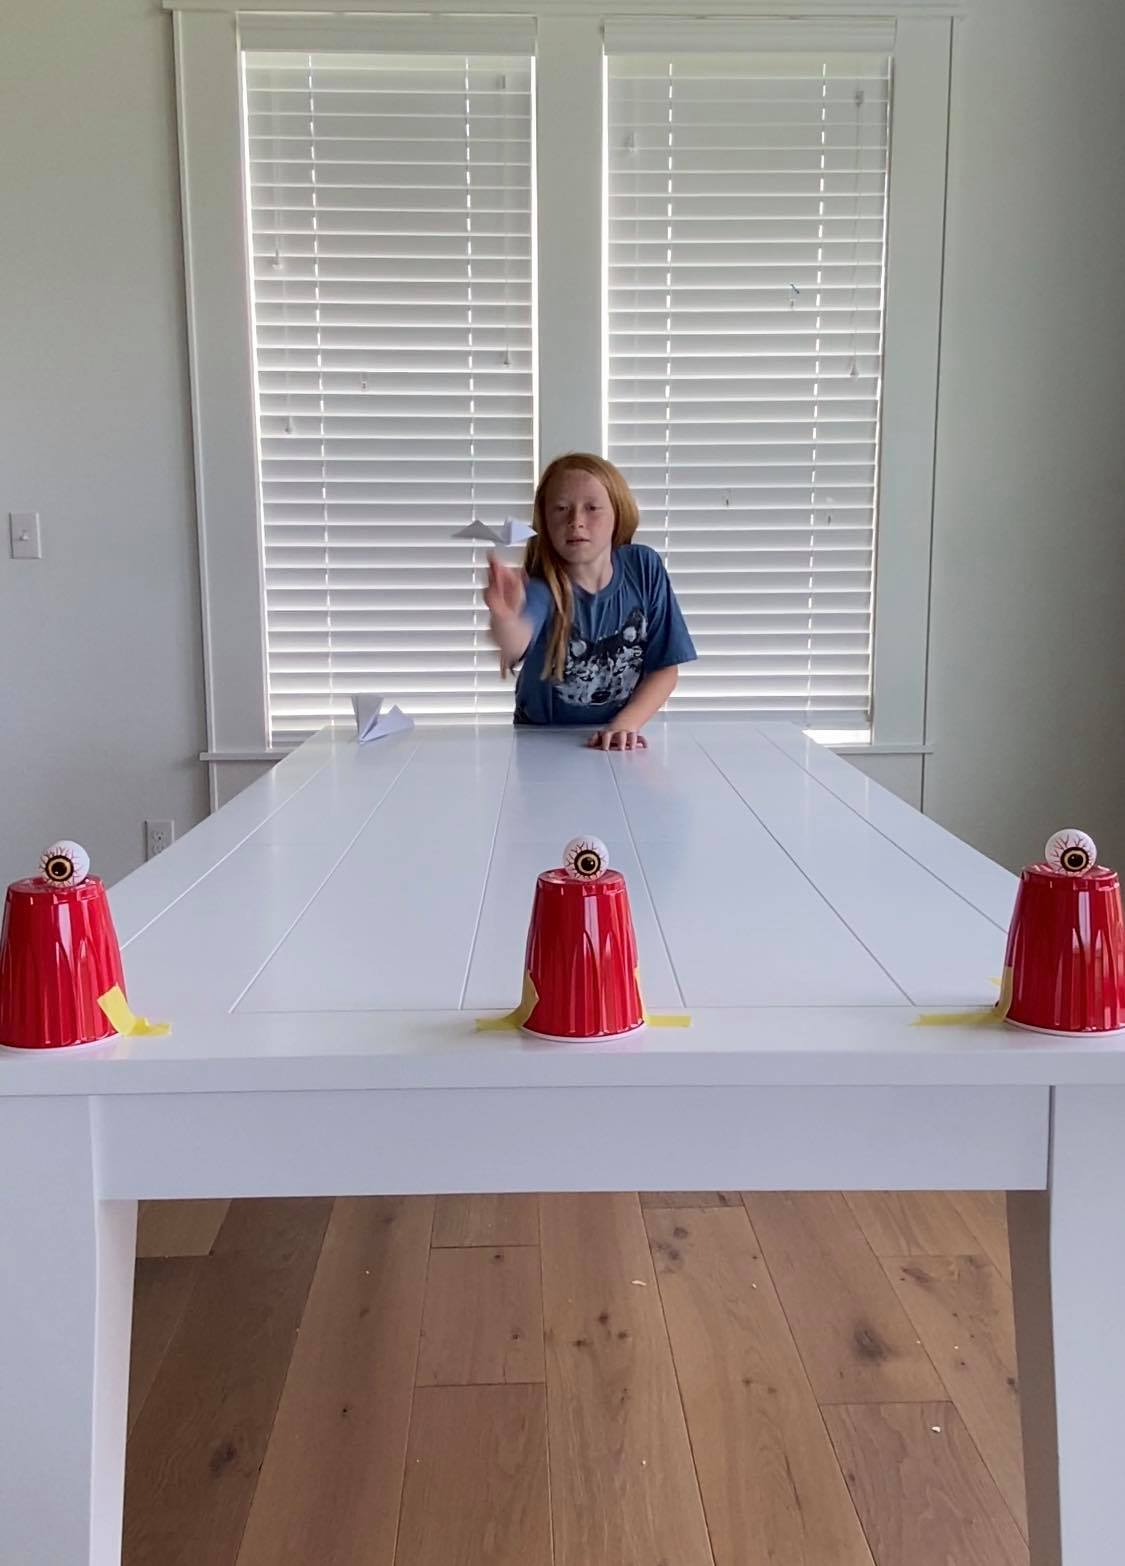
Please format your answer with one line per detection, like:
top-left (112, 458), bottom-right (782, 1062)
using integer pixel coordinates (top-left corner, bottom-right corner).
top-left (1045, 829), bottom-right (1097, 875)
top-left (564, 835), bottom-right (609, 880)
top-left (40, 840), bottom-right (91, 887)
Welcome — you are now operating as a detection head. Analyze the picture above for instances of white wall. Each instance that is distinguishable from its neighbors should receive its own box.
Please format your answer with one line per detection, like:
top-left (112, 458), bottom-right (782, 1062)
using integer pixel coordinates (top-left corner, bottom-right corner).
top-left (0, 0), bottom-right (208, 889)
top-left (923, 0), bottom-right (1125, 871)
top-left (2, 0), bottom-right (1122, 889)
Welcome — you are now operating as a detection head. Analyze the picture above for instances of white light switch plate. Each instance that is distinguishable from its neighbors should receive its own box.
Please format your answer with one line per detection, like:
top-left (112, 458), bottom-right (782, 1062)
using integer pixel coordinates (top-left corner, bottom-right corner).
top-left (9, 512), bottom-right (42, 559)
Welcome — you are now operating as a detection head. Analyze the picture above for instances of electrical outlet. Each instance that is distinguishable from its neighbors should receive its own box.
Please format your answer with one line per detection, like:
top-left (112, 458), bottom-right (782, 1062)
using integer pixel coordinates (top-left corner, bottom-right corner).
top-left (145, 819), bottom-right (175, 859)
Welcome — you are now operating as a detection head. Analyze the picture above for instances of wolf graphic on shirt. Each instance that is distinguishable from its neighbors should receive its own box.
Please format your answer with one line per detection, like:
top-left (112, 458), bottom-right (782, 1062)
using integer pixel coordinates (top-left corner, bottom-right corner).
top-left (555, 607), bottom-right (648, 708)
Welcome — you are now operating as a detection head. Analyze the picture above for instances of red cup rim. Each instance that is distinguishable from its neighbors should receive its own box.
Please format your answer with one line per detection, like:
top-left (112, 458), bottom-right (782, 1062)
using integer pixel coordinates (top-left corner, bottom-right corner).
top-left (6, 875), bottom-right (106, 898)
top-left (1024, 862), bottom-right (1118, 889)
top-left (538, 868), bottom-right (626, 888)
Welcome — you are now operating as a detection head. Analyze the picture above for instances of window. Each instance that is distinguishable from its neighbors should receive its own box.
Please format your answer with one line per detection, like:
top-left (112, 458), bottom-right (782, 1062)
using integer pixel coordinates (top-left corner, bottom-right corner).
top-left (607, 50), bottom-right (890, 726)
top-left (244, 49), bottom-right (535, 745)
top-left (172, 5), bottom-right (951, 782)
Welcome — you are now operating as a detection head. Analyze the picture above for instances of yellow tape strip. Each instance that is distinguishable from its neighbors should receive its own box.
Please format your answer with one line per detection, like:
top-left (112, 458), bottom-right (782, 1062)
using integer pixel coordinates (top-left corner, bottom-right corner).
top-left (914, 968), bottom-right (1013, 1028)
top-left (475, 972), bottom-right (539, 1032)
top-left (637, 967), bottom-right (691, 1028)
top-left (475, 972), bottom-right (691, 1033)
top-left (98, 985), bottom-right (172, 1038)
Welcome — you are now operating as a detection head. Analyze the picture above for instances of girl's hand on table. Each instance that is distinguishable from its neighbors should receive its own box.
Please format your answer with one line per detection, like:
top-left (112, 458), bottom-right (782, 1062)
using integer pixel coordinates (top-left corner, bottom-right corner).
top-left (586, 727), bottom-right (648, 752)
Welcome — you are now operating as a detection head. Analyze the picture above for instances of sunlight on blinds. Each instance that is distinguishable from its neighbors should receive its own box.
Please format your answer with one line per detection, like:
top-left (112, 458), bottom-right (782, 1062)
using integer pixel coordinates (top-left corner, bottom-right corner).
top-left (243, 51), bottom-right (535, 745)
top-left (607, 51), bottom-right (891, 726)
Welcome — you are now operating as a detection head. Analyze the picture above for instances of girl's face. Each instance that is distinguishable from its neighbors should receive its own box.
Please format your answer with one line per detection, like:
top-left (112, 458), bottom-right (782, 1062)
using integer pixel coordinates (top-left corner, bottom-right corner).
top-left (542, 468), bottom-right (616, 566)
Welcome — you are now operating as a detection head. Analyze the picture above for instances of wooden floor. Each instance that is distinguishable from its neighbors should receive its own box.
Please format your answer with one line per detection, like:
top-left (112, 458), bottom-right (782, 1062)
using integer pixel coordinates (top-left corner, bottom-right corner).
top-left (126, 1191), bottom-right (1028, 1566)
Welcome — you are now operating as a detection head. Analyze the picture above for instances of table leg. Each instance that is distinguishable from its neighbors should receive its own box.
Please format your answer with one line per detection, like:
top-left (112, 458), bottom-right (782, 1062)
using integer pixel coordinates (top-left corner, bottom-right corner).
top-left (1009, 1085), bottom-right (1125, 1566)
top-left (0, 1096), bottom-right (136, 1566)
top-left (1007, 1188), bottom-right (1060, 1565)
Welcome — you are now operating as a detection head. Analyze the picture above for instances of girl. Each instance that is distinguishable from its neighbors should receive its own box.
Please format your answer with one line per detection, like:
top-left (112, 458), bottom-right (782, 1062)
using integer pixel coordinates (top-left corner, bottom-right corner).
top-left (484, 453), bottom-right (696, 749)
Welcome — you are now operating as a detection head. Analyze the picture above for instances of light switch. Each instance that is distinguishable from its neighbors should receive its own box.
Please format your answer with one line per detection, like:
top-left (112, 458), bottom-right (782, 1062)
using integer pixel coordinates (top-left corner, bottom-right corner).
top-left (9, 512), bottom-right (42, 560)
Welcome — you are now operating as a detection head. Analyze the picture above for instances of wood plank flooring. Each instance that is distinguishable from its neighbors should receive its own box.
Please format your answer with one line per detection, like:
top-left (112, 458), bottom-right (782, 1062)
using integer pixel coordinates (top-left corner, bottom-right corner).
top-left (125, 1192), bottom-right (1027, 1565)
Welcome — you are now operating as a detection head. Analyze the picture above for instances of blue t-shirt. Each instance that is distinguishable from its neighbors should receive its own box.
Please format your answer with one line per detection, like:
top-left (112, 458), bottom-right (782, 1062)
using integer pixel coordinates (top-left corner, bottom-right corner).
top-left (514, 543), bottom-right (696, 726)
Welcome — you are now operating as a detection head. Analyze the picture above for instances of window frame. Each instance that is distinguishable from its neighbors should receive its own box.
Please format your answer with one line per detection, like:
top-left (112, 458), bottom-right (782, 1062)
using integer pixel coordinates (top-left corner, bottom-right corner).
top-left (170, 0), bottom-right (955, 803)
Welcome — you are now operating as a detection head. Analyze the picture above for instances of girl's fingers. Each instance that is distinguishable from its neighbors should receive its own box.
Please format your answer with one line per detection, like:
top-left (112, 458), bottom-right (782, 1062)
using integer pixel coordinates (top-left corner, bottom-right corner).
top-left (484, 559), bottom-right (524, 619)
top-left (484, 558), bottom-right (500, 607)
top-left (494, 562), bottom-right (522, 612)
top-left (587, 729), bottom-right (646, 750)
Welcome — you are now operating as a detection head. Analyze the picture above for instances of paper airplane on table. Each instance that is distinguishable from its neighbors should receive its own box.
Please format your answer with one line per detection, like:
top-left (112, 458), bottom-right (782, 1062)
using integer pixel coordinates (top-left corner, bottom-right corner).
top-left (452, 517), bottom-right (534, 546)
top-left (351, 694), bottom-right (414, 745)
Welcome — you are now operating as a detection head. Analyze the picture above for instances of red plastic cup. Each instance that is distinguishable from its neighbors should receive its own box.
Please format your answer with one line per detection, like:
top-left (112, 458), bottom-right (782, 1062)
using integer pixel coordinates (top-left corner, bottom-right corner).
top-left (0, 877), bottom-right (126, 1049)
top-left (522, 868), bottom-right (645, 1040)
top-left (1004, 862), bottom-right (1125, 1035)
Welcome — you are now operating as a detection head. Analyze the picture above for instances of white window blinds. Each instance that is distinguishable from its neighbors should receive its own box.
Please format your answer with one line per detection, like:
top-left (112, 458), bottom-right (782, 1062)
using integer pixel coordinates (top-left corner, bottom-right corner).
top-left (243, 50), bottom-right (534, 745)
top-left (607, 50), bottom-right (891, 727)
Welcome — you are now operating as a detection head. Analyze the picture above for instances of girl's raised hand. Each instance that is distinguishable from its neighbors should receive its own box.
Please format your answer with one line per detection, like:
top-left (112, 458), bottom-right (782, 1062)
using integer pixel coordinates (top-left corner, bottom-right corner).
top-left (483, 556), bottom-right (526, 621)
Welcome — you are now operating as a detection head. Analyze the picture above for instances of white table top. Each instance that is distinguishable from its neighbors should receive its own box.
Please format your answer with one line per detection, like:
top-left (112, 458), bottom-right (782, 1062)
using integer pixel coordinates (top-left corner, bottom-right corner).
top-left (4, 721), bottom-right (1125, 1093)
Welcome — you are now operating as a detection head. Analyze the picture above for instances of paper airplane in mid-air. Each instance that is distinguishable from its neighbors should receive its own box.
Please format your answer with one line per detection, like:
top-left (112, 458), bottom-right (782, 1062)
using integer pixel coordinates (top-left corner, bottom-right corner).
top-left (452, 517), bottom-right (534, 546)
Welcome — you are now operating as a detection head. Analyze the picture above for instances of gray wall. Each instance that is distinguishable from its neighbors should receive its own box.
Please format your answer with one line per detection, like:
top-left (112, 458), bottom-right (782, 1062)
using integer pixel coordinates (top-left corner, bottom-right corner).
top-left (0, 0), bottom-right (208, 888)
top-left (923, 0), bottom-right (1125, 871)
top-left (1, 0), bottom-right (1122, 887)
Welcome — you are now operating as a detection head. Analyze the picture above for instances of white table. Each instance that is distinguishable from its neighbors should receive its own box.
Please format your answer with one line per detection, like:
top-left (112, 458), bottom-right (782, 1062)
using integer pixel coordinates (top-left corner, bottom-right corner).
top-left (1, 722), bottom-right (1121, 1564)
